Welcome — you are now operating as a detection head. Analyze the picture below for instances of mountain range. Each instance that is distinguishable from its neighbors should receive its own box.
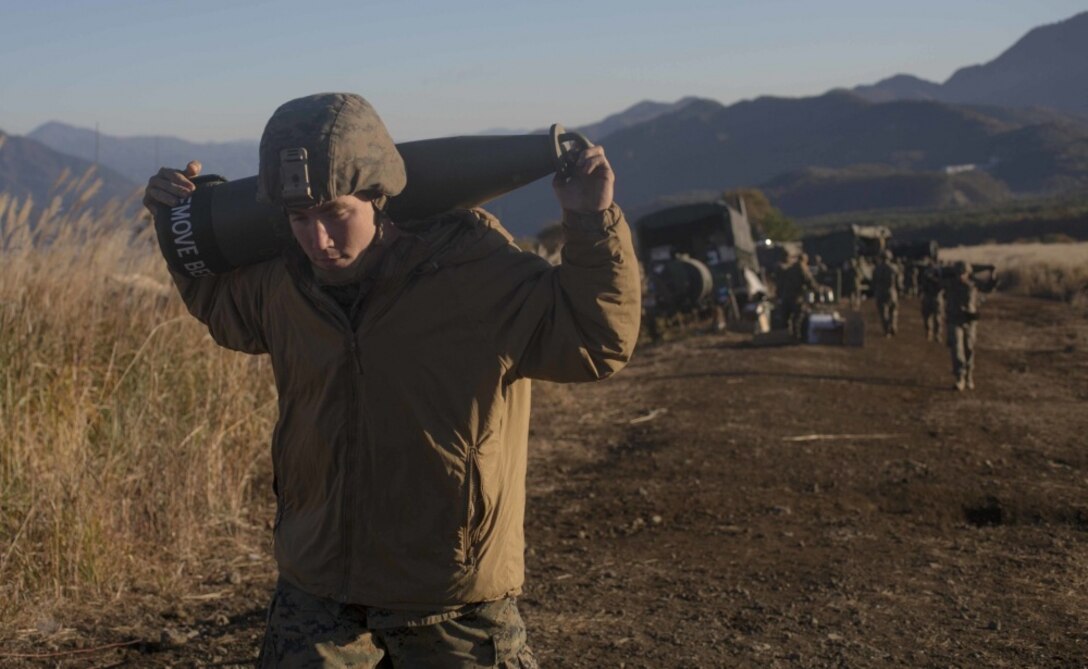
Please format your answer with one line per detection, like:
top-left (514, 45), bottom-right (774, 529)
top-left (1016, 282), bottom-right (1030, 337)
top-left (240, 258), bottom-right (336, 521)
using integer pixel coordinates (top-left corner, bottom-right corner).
top-left (26, 122), bottom-right (260, 185)
top-left (0, 130), bottom-right (139, 211)
top-left (483, 91), bottom-right (1088, 231)
top-left (851, 11), bottom-right (1088, 117)
top-left (3, 10), bottom-right (1087, 236)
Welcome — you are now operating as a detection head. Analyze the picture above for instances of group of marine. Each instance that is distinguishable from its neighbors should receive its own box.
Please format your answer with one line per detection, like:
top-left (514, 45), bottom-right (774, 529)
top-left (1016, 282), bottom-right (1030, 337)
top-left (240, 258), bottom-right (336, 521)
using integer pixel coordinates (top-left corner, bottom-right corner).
top-left (774, 251), bottom-right (988, 392)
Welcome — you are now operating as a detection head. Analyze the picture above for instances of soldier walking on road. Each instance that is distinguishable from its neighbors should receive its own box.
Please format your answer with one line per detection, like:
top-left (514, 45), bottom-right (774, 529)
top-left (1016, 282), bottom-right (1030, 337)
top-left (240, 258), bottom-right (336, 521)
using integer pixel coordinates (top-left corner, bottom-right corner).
top-left (945, 261), bottom-right (981, 391)
top-left (870, 249), bottom-right (902, 337)
top-left (919, 260), bottom-right (944, 342)
top-left (904, 260), bottom-right (920, 298)
top-left (776, 253), bottom-right (819, 340)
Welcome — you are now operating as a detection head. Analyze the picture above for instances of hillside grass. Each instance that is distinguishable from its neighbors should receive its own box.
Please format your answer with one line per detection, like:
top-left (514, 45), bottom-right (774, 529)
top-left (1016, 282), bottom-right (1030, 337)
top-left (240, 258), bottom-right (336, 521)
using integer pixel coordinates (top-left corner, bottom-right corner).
top-left (0, 190), bottom-right (275, 627)
top-left (940, 241), bottom-right (1088, 304)
top-left (798, 190), bottom-right (1088, 242)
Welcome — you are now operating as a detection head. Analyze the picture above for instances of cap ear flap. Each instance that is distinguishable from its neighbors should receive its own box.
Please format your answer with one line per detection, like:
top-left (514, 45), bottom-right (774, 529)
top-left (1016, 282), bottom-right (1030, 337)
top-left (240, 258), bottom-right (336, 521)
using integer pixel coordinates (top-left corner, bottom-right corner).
top-left (359, 191), bottom-right (387, 212)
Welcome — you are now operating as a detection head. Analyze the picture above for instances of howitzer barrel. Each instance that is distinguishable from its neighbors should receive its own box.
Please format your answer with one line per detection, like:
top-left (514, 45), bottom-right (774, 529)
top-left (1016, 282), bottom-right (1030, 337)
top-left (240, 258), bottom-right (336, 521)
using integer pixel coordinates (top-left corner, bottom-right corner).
top-left (154, 124), bottom-right (592, 277)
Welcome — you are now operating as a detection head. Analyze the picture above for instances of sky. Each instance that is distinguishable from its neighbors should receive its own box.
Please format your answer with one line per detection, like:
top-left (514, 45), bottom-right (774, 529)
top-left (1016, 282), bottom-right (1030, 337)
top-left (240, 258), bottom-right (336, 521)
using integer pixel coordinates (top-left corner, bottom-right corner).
top-left (0, 1), bottom-right (1084, 144)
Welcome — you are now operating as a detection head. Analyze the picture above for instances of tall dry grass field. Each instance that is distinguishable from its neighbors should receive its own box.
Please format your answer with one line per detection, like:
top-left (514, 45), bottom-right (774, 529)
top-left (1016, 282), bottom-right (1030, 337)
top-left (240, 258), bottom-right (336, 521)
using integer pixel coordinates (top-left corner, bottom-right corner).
top-left (0, 181), bottom-right (276, 628)
top-left (940, 241), bottom-right (1088, 303)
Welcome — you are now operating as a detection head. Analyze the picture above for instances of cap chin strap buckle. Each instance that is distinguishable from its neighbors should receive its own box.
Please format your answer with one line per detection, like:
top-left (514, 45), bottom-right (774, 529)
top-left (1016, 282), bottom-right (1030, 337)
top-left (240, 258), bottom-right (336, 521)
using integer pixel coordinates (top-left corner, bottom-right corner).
top-left (279, 147), bottom-right (317, 208)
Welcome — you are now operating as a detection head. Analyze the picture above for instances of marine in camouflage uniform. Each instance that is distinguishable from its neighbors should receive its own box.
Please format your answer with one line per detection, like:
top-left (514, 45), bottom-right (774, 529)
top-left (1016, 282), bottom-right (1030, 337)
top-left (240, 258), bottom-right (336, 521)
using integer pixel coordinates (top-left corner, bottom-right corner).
top-left (944, 261), bottom-right (980, 391)
top-left (903, 260), bottom-right (920, 298)
top-left (144, 93), bottom-right (640, 668)
top-left (775, 253), bottom-right (818, 340)
top-left (870, 250), bottom-right (902, 337)
top-left (919, 260), bottom-right (944, 342)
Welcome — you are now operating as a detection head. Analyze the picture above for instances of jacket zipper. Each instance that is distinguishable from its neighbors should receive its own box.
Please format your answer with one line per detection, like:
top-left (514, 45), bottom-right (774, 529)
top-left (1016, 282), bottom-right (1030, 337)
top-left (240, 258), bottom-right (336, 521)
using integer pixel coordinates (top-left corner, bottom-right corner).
top-left (463, 444), bottom-right (478, 569)
top-left (293, 252), bottom-right (438, 598)
top-left (296, 279), bottom-right (363, 601)
top-left (340, 331), bottom-right (363, 599)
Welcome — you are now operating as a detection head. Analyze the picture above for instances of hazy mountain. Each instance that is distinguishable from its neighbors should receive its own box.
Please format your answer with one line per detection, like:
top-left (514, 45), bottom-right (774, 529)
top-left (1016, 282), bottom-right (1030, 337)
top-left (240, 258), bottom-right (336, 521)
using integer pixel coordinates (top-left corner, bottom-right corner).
top-left (853, 11), bottom-right (1088, 118)
top-left (762, 165), bottom-right (1012, 218)
top-left (942, 11), bottom-right (1088, 114)
top-left (485, 91), bottom-right (1088, 235)
top-left (478, 98), bottom-right (708, 141)
top-left (573, 97), bottom-right (708, 142)
top-left (23, 97), bottom-right (703, 189)
top-left (0, 129), bottom-right (139, 211)
top-left (851, 74), bottom-right (943, 103)
top-left (27, 121), bottom-right (259, 184)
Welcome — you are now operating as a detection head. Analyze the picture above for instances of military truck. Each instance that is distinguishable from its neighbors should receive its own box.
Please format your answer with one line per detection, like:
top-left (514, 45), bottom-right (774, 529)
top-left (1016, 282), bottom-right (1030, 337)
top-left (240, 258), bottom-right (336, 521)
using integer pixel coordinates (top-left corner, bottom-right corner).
top-left (635, 197), bottom-right (768, 336)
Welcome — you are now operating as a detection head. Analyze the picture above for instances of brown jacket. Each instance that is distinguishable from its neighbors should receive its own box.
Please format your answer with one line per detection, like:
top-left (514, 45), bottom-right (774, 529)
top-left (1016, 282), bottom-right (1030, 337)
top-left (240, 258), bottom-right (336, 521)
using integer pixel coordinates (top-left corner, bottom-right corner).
top-left (172, 205), bottom-right (640, 609)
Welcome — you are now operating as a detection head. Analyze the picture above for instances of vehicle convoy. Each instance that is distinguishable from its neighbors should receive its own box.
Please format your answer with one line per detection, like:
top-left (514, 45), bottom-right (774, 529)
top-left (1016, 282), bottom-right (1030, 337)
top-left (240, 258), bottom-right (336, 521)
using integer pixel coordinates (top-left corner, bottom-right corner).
top-left (635, 197), bottom-right (769, 337)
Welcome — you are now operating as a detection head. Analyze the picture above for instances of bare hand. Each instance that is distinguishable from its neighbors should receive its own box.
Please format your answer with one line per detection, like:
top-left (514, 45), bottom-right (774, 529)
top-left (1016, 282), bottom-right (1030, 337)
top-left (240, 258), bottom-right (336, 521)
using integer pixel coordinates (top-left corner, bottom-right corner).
top-left (552, 146), bottom-right (614, 214)
top-left (142, 160), bottom-right (202, 215)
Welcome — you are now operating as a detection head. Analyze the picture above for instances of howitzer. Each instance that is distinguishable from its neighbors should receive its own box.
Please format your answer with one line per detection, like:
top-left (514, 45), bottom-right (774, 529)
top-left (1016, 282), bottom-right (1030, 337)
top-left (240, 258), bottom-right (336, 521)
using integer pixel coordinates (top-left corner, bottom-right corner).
top-left (153, 124), bottom-right (592, 278)
top-left (969, 263), bottom-right (999, 293)
top-left (931, 262), bottom-right (999, 292)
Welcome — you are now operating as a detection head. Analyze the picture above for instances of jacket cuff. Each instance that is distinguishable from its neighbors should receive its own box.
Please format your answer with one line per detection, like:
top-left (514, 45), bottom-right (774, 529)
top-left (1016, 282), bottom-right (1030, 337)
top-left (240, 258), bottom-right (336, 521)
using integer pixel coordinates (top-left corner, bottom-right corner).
top-left (561, 203), bottom-right (622, 235)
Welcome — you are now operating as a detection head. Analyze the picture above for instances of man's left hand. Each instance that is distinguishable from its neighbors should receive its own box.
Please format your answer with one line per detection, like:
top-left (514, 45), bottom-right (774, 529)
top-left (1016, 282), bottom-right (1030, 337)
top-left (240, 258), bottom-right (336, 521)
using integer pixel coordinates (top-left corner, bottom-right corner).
top-left (553, 145), bottom-right (614, 214)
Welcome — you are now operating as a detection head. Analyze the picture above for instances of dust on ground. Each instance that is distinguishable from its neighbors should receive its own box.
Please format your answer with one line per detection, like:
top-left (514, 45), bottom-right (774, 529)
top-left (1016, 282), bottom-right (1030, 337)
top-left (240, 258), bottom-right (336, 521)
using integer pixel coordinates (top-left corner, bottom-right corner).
top-left (3, 294), bottom-right (1087, 668)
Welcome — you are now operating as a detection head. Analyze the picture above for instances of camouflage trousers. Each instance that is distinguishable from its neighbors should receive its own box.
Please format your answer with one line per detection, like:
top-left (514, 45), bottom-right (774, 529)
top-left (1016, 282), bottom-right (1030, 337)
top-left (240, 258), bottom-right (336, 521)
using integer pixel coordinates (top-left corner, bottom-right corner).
top-left (780, 299), bottom-right (807, 340)
top-left (876, 298), bottom-right (898, 336)
top-left (257, 579), bottom-right (538, 668)
top-left (948, 321), bottom-right (977, 382)
top-left (921, 298), bottom-right (943, 341)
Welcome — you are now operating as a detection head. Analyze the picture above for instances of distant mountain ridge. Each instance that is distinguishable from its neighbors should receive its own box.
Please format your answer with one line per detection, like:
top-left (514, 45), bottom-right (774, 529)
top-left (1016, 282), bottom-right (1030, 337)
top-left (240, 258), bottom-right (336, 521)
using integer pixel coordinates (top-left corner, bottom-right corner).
top-left (852, 11), bottom-right (1088, 118)
top-left (24, 97), bottom-right (705, 187)
top-left (28, 121), bottom-right (260, 184)
top-left (485, 91), bottom-right (1088, 233)
top-left (762, 165), bottom-right (1012, 217)
top-left (0, 129), bottom-right (138, 212)
top-left (573, 97), bottom-right (708, 142)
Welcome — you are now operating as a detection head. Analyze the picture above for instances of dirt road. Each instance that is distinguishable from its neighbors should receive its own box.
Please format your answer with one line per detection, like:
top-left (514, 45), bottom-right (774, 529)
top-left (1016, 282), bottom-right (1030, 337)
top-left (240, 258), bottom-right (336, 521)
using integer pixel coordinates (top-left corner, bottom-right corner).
top-left (5, 294), bottom-right (1087, 667)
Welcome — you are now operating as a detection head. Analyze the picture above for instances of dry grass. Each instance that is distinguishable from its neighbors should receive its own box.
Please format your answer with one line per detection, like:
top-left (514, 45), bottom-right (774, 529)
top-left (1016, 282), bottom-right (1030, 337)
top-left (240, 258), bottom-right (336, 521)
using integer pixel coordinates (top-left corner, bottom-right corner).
top-left (0, 179), bottom-right (276, 627)
top-left (940, 241), bottom-right (1088, 304)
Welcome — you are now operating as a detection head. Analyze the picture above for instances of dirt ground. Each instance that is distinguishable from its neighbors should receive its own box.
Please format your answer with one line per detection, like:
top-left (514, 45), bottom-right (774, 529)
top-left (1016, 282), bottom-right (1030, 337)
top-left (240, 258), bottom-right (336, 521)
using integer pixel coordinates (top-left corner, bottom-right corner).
top-left (3, 293), bottom-right (1087, 668)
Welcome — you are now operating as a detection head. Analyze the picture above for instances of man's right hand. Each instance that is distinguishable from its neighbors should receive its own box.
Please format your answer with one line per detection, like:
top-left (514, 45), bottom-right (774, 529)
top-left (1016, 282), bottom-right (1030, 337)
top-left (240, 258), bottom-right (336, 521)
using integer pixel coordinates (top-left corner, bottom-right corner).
top-left (142, 160), bottom-right (202, 215)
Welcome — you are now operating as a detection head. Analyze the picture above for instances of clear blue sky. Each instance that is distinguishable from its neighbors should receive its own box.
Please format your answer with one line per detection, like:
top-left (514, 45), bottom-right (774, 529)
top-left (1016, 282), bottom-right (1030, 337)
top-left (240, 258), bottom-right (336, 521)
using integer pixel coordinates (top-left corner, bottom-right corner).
top-left (1, 1), bottom-right (1083, 143)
